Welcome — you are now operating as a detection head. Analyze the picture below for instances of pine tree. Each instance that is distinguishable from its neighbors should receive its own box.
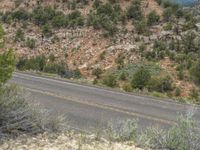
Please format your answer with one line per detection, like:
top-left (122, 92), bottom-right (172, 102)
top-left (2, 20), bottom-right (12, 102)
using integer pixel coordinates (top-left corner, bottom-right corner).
top-left (0, 49), bottom-right (15, 85)
top-left (0, 24), bottom-right (5, 48)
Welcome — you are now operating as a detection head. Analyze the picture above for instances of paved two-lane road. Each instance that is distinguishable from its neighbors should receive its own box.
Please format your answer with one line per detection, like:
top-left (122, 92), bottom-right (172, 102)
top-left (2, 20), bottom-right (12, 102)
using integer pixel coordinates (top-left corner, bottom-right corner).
top-left (10, 72), bottom-right (200, 131)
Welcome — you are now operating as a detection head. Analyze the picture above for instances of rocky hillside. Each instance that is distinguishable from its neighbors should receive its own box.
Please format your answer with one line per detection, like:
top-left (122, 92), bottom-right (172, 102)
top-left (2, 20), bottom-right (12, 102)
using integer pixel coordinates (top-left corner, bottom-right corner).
top-left (1, 0), bottom-right (163, 74)
top-left (0, 0), bottom-right (200, 101)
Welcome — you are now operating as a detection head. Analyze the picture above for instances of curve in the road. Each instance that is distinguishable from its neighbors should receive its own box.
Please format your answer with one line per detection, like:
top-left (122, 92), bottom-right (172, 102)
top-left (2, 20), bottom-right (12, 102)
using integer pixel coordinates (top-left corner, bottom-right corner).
top-left (10, 72), bottom-right (200, 131)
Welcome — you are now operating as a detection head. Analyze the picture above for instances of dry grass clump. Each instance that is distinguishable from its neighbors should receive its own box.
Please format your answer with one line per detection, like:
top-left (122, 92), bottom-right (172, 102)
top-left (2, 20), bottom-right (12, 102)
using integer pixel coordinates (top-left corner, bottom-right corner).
top-left (0, 85), bottom-right (64, 139)
top-left (137, 111), bottom-right (200, 150)
top-left (0, 131), bottom-right (143, 150)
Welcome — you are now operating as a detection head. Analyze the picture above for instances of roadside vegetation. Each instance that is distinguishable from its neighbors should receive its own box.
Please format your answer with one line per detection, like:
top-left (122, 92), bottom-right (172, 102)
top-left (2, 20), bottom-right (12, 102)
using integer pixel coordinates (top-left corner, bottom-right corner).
top-left (1, 114), bottom-right (200, 150)
top-left (16, 55), bottom-right (82, 79)
top-left (106, 112), bottom-right (200, 150)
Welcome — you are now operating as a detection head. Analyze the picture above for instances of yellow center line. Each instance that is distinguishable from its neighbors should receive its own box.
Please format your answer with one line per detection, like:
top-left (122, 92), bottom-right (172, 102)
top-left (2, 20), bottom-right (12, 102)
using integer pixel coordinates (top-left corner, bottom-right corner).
top-left (26, 87), bottom-right (177, 126)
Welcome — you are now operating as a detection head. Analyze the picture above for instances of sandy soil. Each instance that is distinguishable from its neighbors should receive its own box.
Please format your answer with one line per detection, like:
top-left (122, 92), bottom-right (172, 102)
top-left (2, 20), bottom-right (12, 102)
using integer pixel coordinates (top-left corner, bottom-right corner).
top-left (0, 131), bottom-right (144, 150)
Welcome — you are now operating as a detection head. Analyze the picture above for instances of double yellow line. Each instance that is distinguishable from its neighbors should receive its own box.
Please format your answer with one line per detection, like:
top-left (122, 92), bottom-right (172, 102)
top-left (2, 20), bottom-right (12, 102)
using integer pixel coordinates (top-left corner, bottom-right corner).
top-left (26, 87), bottom-right (177, 126)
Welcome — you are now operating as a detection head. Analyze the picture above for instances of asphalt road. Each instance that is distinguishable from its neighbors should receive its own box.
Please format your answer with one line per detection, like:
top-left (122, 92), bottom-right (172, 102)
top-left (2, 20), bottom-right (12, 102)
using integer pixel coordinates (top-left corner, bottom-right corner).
top-left (10, 72), bottom-right (200, 131)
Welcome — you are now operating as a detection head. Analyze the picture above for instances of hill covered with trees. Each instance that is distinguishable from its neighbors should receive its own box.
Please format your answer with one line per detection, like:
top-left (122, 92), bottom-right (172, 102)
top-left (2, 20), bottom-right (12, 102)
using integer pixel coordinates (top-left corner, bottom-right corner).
top-left (0, 0), bottom-right (200, 103)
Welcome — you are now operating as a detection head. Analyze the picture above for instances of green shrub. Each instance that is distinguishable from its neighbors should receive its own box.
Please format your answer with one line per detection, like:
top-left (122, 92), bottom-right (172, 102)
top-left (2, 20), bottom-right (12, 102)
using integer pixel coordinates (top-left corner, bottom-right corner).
top-left (108, 0), bottom-right (119, 4)
top-left (87, 3), bottom-right (121, 36)
top-left (163, 8), bottom-right (173, 21)
top-left (0, 24), bottom-right (5, 39)
top-left (148, 75), bottom-right (173, 93)
top-left (16, 56), bottom-right (73, 78)
top-left (190, 60), bottom-right (200, 84)
top-left (181, 31), bottom-right (198, 54)
top-left (174, 54), bottom-right (187, 64)
top-left (93, 78), bottom-right (98, 84)
top-left (102, 73), bottom-right (117, 87)
top-left (168, 38), bottom-right (181, 52)
top-left (186, 53), bottom-right (198, 67)
top-left (153, 40), bottom-right (167, 51)
top-left (177, 69), bottom-right (184, 80)
top-left (119, 72), bottom-right (127, 81)
top-left (73, 68), bottom-right (82, 79)
top-left (67, 10), bottom-right (85, 28)
top-left (127, 0), bottom-right (143, 21)
top-left (162, 0), bottom-right (173, 8)
top-left (167, 51), bottom-right (176, 61)
top-left (31, 5), bottom-right (85, 29)
top-left (114, 63), bottom-right (162, 82)
top-left (43, 63), bottom-right (58, 74)
top-left (16, 58), bottom-right (28, 71)
top-left (26, 37), bottom-right (36, 49)
top-left (146, 40), bottom-right (167, 60)
top-left (15, 28), bottom-right (25, 42)
top-left (102, 21), bottom-right (118, 37)
top-left (115, 54), bottom-right (125, 69)
top-left (96, 3), bottom-right (115, 17)
top-left (139, 43), bottom-right (146, 53)
top-left (48, 53), bottom-right (55, 62)
top-left (17, 55), bottom-right (46, 71)
top-left (122, 83), bottom-right (132, 92)
top-left (42, 23), bottom-right (53, 37)
top-left (137, 114), bottom-right (200, 150)
top-left (99, 51), bottom-right (106, 60)
top-left (155, 0), bottom-right (162, 5)
top-left (131, 67), bottom-right (151, 90)
top-left (175, 87), bottom-right (181, 96)
top-left (32, 6), bottom-right (57, 26)
top-left (1, 12), bottom-right (12, 24)
top-left (87, 12), bottom-right (101, 29)
top-left (0, 49), bottom-right (15, 85)
top-left (51, 14), bottom-right (66, 28)
top-left (93, 0), bottom-right (102, 8)
top-left (183, 13), bottom-right (197, 30)
top-left (11, 9), bottom-right (29, 21)
top-left (67, 0), bottom-right (77, 10)
top-left (189, 88), bottom-right (199, 100)
top-left (147, 10), bottom-right (160, 26)
top-left (44, 63), bottom-right (67, 77)
top-left (92, 68), bottom-right (103, 79)
top-left (0, 24), bottom-right (5, 48)
top-left (183, 20), bottom-right (196, 31)
top-left (175, 8), bottom-right (184, 18)
top-left (135, 20), bottom-right (148, 34)
top-left (163, 22), bottom-right (173, 30)
top-left (80, 0), bottom-right (89, 5)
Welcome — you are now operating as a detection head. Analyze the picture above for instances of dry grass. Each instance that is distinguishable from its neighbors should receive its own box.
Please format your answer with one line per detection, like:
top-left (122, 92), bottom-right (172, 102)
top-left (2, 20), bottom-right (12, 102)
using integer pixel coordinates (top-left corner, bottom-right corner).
top-left (0, 131), bottom-right (143, 150)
